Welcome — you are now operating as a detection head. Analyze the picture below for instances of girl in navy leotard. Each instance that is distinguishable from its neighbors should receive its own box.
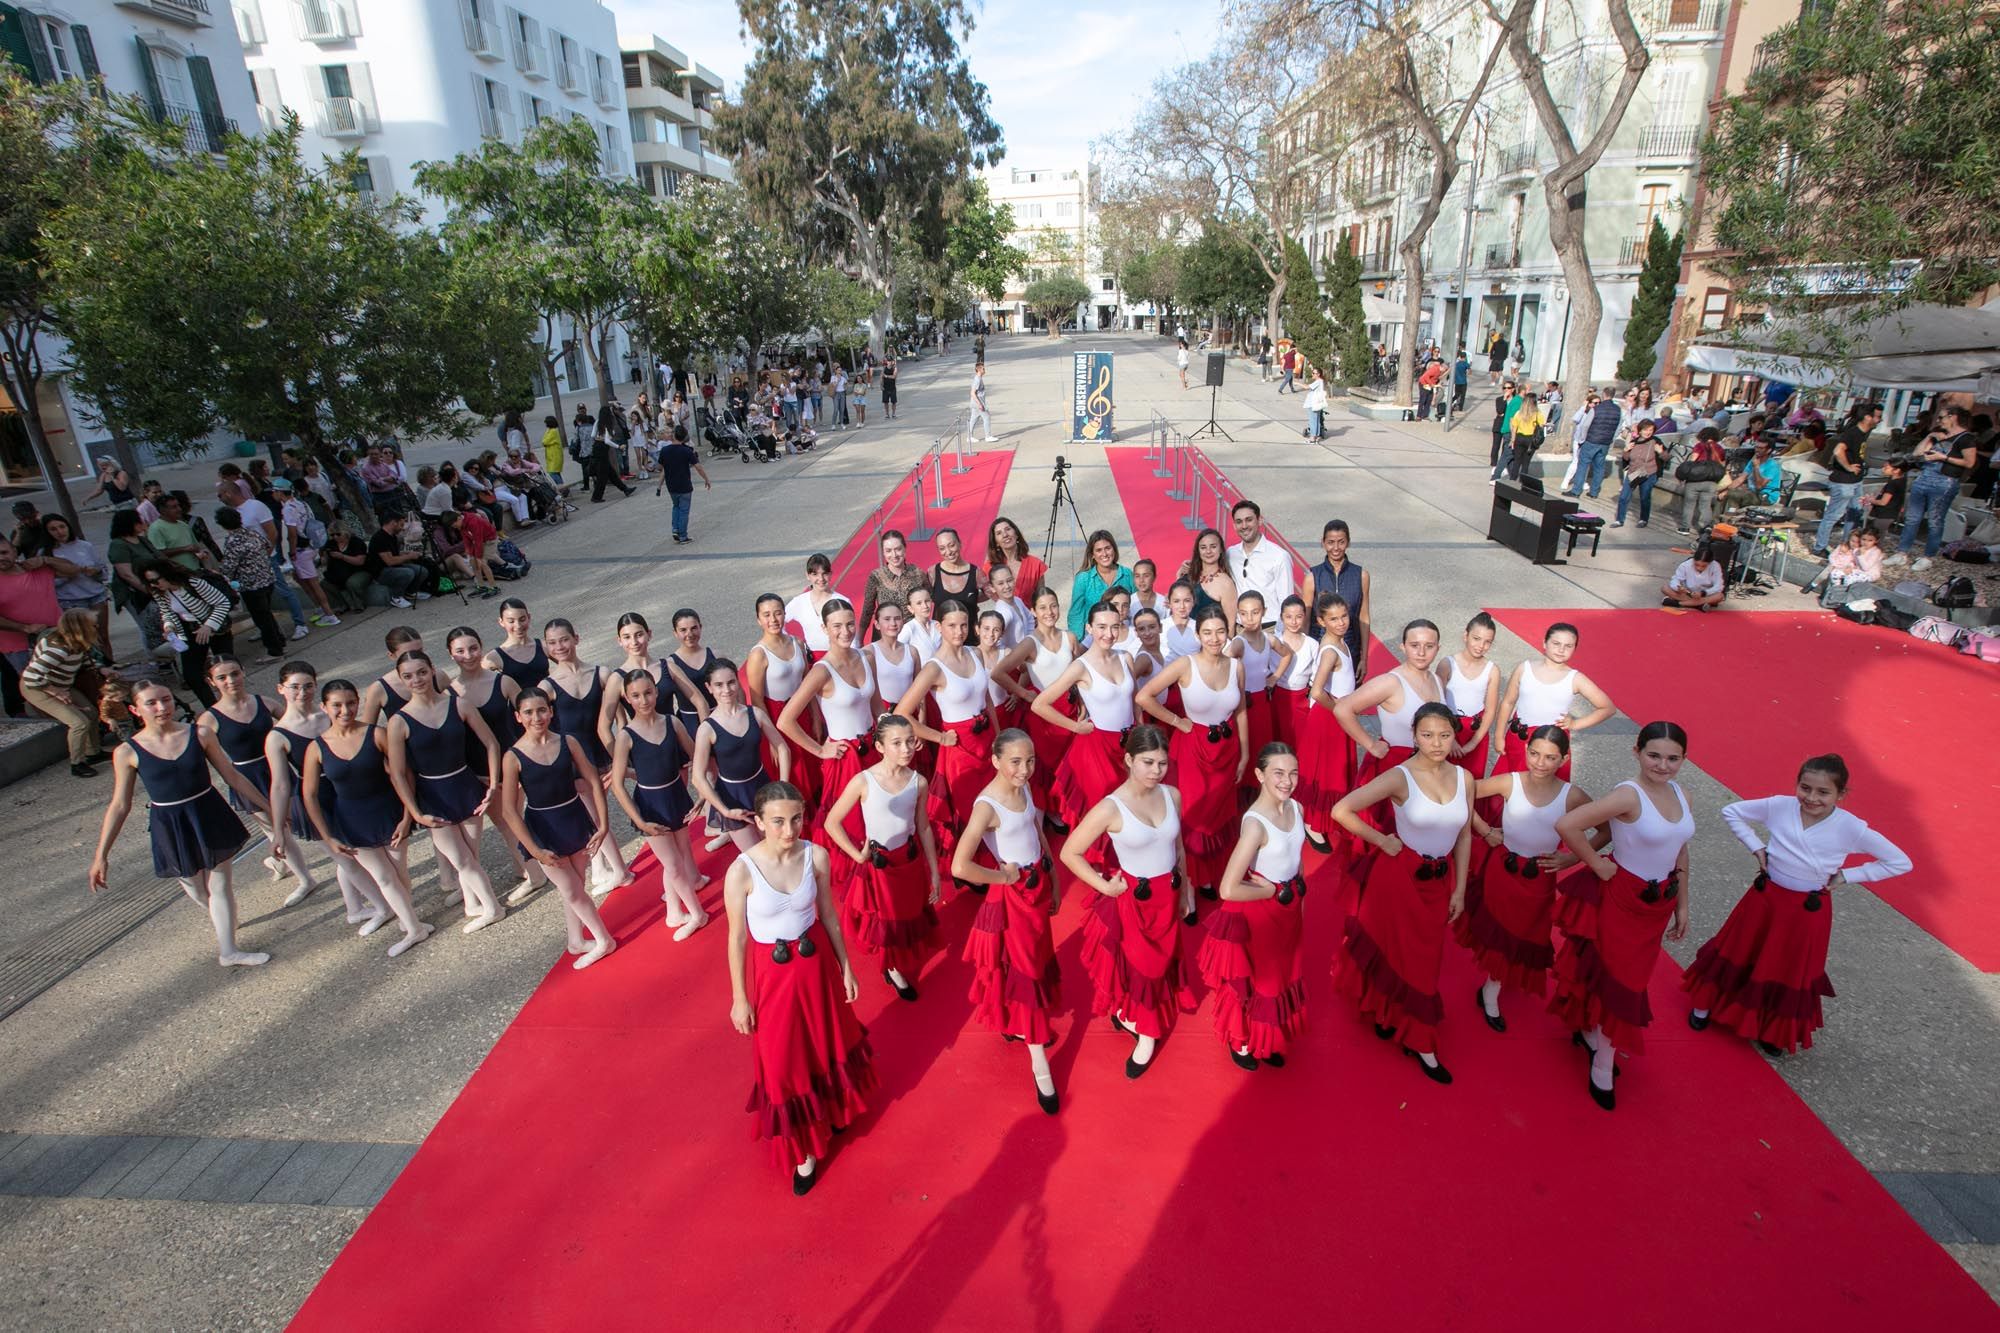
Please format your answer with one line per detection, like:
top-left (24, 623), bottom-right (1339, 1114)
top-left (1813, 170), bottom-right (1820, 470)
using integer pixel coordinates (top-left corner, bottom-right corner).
top-left (498, 689), bottom-right (617, 970)
top-left (483, 598), bottom-right (549, 693)
top-left (385, 649), bottom-right (507, 934)
top-left (265, 662), bottom-right (395, 934)
top-left (198, 655), bottom-right (317, 902)
top-left (90, 678), bottom-right (275, 967)
top-left (303, 679), bottom-right (432, 959)
top-left (539, 617), bottom-right (633, 895)
top-left (693, 657), bottom-right (791, 855)
top-left (448, 625), bottom-right (549, 905)
top-left (607, 671), bottom-right (706, 939)
top-left (360, 625), bottom-right (423, 724)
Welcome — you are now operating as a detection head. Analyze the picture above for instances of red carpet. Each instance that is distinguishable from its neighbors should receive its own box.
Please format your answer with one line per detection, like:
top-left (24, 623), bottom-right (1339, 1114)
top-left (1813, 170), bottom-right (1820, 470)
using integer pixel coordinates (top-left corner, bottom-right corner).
top-left (823, 449), bottom-right (1015, 603)
top-left (291, 842), bottom-right (1997, 1331)
top-left (1488, 608), bottom-right (2000, 972)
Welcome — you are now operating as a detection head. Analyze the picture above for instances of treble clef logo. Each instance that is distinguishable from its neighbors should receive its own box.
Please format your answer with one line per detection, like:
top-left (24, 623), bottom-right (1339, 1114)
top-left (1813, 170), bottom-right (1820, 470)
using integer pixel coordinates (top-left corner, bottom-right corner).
top-left (1086, 364), bottom-right (1112, 418)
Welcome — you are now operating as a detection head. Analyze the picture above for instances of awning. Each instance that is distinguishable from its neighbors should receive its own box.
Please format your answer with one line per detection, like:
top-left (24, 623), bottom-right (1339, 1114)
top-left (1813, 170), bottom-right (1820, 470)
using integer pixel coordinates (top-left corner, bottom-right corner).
top-left (1363, 296), bottom-right (1404, 324)
top-left (1686, 301), bottom-right (2000, 392)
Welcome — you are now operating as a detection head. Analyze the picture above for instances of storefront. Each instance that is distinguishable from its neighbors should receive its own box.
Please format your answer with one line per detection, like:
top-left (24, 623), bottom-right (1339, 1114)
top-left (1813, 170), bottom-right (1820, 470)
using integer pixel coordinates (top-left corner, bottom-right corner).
top-left (0, 375), bottom-right (86, 489)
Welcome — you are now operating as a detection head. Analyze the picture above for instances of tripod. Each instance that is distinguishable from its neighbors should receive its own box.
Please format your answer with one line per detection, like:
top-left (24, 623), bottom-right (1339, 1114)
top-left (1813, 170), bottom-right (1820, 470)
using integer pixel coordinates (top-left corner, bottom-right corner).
top-left (1041, 459), bottom-right (1087, 569)
top-left (1188, 384), bottom-right (1234, 442)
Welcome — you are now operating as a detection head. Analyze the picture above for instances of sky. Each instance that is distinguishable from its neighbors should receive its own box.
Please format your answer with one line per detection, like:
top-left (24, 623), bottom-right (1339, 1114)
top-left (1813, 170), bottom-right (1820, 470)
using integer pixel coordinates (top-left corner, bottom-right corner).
top-left (614, 0), bottom-right (1229, 170)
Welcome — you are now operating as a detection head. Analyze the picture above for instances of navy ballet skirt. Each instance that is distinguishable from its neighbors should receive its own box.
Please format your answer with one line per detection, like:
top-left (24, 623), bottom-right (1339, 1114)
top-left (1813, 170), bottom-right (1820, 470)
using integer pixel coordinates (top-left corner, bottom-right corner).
top-left (134, 734), bottom-right (249, 878)
top-left (515, 740), bottom-right (597, 858)
top-left (316, 729), bottom-right (405, 849)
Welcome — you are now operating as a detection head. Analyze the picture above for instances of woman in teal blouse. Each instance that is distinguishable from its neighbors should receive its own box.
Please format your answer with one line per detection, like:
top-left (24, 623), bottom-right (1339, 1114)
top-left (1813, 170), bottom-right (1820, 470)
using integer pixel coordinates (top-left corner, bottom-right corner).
top-left (1066, 530), bottom-right (1136, 638)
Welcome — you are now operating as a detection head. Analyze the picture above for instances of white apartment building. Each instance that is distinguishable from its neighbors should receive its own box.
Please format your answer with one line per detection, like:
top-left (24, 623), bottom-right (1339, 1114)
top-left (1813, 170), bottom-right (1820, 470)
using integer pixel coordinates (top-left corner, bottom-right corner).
top-left (1291, 0), bottom-right (1728, 385)
top-left (620, 32), bottom-right (731, 201)
top-left (980, 164), bottom-right (1120, 331)
top-left (1, 0), bottom-right (260, 481)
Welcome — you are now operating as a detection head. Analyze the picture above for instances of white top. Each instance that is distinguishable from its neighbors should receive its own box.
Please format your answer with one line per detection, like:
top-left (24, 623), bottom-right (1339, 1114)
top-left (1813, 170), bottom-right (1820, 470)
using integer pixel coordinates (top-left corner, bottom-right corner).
top-left (899, 618), bottom-right (943, 663)
top-left (868, 641), bottom-right (917, 707)
top-left (784, 590), bottom-right (831, 651)
top-left (1226, 538), bottom-right (1292, 624)
top-left (820, 653), bottom-right (877, 741)
top-left (1609, 780), bottom-right (1695, 882)
top-left (1378, 668), bottom-right (1443, 747)
top-left (1444, 658), bottom-right (1493, 717)
top-left (1026, 631), bottom-right (1076, 692)
top-left (743, 846), bottom-right (819, 944)
top-left (858, 768), bottom-right (919, 850)
top-left (1111, 626), bottom-right (1142, 655)
top-left (1312, 641), bottom-right (1354, 703)
top-left (759, 637), bottom-right (807, 704)
top-left (1234, 634), bottom-right (1279, 692)
top-left (1180, 657), bottom-right (1243, 725)
top-left (1107, 791), bottom-right (1181, 877)
top-left (932, 650), bottom-right (990, 723)
top-left (978, 792), bottom-right (1043, 867)
top-left (1076, 654), bottom-right (1135, 732)
top-left (234, 496), bottom-right (275, 531)
top-left (1130, 648), bottom-right (1166, 686)
top-left (1515, 665), bottom-right (1577, 727)
top-left (1245, 801), bottom-right (1305, 883)
top-left (1391, 764), bottom-right (1469, 858)
top-left (1670, 558), bottom-right (1725, 597)
top-left (1276, 634), bottom-right (1317, 690)
top-left (1501, 774), bottom-right (1570, 858)
top-left (1162, 619), bottom-right (1199, 662)
top-left (1721, 796), bottom-right (1912, 892)
top-left (984, 596), bottom-right (1031, 649)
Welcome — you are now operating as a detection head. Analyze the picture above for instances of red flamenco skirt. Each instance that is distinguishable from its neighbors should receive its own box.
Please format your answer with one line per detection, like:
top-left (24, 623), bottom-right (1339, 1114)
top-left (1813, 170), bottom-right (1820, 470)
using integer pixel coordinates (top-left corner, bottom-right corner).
top-left (927, 716), bottom-right (996, 866)
top-left (1681, 876), bottom-right (1835, 1054)
top-left (1198, 890), bottom-right (1307, 1058)
top-left (914, 697), bottom-right (943, 778)
top-left (1453, 844), bottom-right (1558, 996)
top-left (815, 736), bottom-right (872, 907)
top-left (745, 921), bottom-right (875, 1171)
top-left (1240, 690), bottom-right (1277, 798)
top-left (1449, 711), bottom-right (1485, 784)
top-left (1294, 704), bottom-right (1355, 841)
top-left (1272, 685), bottom-right (1309, 750)
top-left (1331, 850), bottom-right (1450, 1052)
top-left (1025, 693), bottom-right (1076, 806)
top-left (1548, 864), bottom-right (1676, 1054)
top-left (1170, 724), bottom-right (1240, 890)
top-left (1080, 870), bottom-right (1189, 1039)
top-left (962, 854), bottom-right (1061, 1045)
top-left (845, 841), bottom-right (940, 977)
top-left (764, 696), bottom-right (819, 806)
top-left (1051, 727), bottom-right (1126, 829)
top-left (1353, 743), bottom-right (1416, 834)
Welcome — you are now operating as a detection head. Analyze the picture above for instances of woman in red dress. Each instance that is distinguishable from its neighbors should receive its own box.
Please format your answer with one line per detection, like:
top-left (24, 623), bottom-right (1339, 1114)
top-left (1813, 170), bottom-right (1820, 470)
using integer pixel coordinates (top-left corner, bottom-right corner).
top-left (1460, 725), bottom-right (1593, 1030)
top-left (821, 713), bottom-right (941, 1002)
top-left (895, 602), bottom-right (1000, 873)
top-left (1059, 725), bottom-right (1192, 1079)
top-left (985, 515), bottom-right (1047, 605)
top-left (1294, 593), bottom-right (1357, 854)
top-left (953, 729), bottom-right (1063, 1114)
top-left (1199, 743), bottom-right (1309, 1071)
top-left (1033, 599), bottom-right (1136, 851)
top-left (995, 586), bottom-right (1077, 814)
top-left (777, 600), bottom-right (877, 907)
top-left (1329, 702), bottom-right (1471, 1086)
top-left (1683, 754), bottom-right (1911, 1055)
top-left (1270, 594), bottom-right (1316, 750)
top-left (1440, 612), bottom-right (1500, 782)
top-left (724, 780), bottom-right (872, 1196)
top-left (1549, 721), bottom-right (1695, 1111)
top-left (1227, 591), bottom-right (1288, 802)
top-left (745, 591), bottom-right (819, 807)
top-left (1334, 619), bottom-right (1444, 834)
top-left (1136, 604), bottom-right (1247, 909)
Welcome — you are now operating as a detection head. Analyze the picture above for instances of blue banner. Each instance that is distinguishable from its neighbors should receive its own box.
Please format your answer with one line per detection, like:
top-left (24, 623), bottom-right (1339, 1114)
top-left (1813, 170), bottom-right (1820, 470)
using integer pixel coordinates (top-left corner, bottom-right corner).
top-left (1070, 351), bottom-right (1113, 442)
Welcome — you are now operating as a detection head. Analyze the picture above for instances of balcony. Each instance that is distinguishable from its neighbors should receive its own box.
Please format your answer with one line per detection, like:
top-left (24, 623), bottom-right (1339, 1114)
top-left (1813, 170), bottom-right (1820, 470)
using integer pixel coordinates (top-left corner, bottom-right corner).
top-left (475, 97), bottom-right (515, 142)
top-left (153, 103), bottom-right (233, 153)
top-left (1651, 0), bottom-right (1725, 31)
top-left (317, 96), bottom-right (366, 138)
top-left (513, 33), bottom-right (546, 79)
top-left (116, 0), bottom-right (212, 27)
top-left (1638, 122), bottom-right (1700, 160)
top-left (626, 81), bottom-right (697, 126)
top-left (556, 58), bottom-right (584, 96)
top-left (635, 139), bottom-right (705, 176)
top-left (464, 14), bottom-right (502, 60)
top-left (1619, 233), bottom-right (1651, 265)
top-left (1355, 172), bottom-right (1397, 203)
top-left (1752, 40), bottom-right (1781, 75)
top-left (296, 0), bottom-right (349, 41)
top-left (1484, 244), bottom-right (1519, 270)
top-left (1494, 142), bottom-right (1536, 176)
top-left (1358, 249), bottom-right (1392, 274)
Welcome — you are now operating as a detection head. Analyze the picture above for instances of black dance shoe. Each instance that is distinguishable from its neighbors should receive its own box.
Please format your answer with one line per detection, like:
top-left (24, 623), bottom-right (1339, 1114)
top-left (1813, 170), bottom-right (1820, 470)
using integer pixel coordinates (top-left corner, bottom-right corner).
top-left (1182, 908), bottom-right (1199, 926)
top-left (1572, 1030), bottom-right (1620, 1077)
top-left (1262, 1052), bottom-right (1286, 1069)
top-left (1687, 1010), bottom-right (1711, 1032)
top-left (1403, 1047), bottom-right (1453, 1085)
top-left (1305, 830), bottom-right (1331, 853)
top-left (1230, 1048), bottom-right (1259, 1072)
top-left (1125, 1050), bottom-right (1157, 1080)
top-left (1035, 1083), bottom-right (1060, 1116)
top-left (1477, 987), bottom-right (1507, 1034)
top-left (1003, 1033), bottom-right (1023, 1043)
top-left (1587, 1067), bottom-right (1616, 1112)
top-left (793, 1163), bottom-right (819, 1196)
top-left (1373, 1023), bottom-right (1396, 1041)
top-left (885, 969), bottom-right (919, 1002)
top-left (1757, 1040), bottom-right (1786, 1058)
top-left (1046, 813), bottom-right (1071, 835)
top-left (1198, 884), bottom-right (1220, 901)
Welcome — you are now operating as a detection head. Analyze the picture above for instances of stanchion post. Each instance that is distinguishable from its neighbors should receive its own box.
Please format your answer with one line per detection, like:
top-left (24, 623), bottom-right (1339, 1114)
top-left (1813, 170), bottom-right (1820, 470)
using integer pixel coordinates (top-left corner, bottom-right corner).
top-left (1182, 459), bottom-right (1203, 530)
top-left (1151, 420), bottom-right (1172, 479)
top-left (950, 418), bottom-right (973, 476)
top-left (1166, 433), bottom-right (1189, 501)
top-left (909, 456), bottom-right (936, 540)
top-left (930, 439), bottom-right (952, 510)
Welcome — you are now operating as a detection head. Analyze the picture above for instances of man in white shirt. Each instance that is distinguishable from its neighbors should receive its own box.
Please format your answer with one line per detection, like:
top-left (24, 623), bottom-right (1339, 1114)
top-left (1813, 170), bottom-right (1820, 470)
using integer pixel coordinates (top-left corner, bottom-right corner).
top-left (968, 363), bottom-right (993, 441)
top-left (222, 479), bottom-right (310, 638)
top-left (1662, 542), bottom-right (1727, 612)
top-left (1226, 499), bottom-right (1291, 628)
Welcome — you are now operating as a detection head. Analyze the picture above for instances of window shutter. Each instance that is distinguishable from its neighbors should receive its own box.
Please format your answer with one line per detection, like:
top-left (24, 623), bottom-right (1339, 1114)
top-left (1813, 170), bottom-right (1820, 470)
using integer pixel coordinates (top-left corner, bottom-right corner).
top-left (251, 66), bottom-right (282, 118)
top-left (367, 154), bottom-right (392, 194)
top-left (0, 6), bottom-right (40, 85)
top-left (346, 60), bottom-right (375, 130)
top-left (70, 24), bottom-right (101, 89)
top-left (333, 0), bottom-right (360, 37)
top-left (187, 55), bottom-right (228, 151)
top-left (16, 8), bottom-right (56, 83)
top-left (133, 35), bottom-right (165, 119)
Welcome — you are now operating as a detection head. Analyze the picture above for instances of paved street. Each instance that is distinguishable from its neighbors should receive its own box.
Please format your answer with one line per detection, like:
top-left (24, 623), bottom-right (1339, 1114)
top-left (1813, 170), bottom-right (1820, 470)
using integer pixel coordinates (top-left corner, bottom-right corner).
top-left (1, 331), bottom-right (1993, 1327)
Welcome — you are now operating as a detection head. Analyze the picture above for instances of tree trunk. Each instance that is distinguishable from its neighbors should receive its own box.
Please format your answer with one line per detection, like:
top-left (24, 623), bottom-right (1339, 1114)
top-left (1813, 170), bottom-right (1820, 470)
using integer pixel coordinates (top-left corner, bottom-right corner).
top-left (1265, 280), bottom-right (1285, 351)
top-left (1545, 184), bottom-right (1601, 411)
top-left (105, 422), bottom-right (145, 495)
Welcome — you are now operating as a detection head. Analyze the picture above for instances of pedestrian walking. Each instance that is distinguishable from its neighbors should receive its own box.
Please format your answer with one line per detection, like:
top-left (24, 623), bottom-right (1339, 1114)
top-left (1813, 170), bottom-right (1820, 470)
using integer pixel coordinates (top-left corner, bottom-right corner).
top-left (1176, 338), bottom-right (1191, 390)
top-left (1303, 370), bottom-right (1328, 441)
top-left (969, 362), bottom-right (995, 441)
top-left (660, 425), bottom-right (711, 545)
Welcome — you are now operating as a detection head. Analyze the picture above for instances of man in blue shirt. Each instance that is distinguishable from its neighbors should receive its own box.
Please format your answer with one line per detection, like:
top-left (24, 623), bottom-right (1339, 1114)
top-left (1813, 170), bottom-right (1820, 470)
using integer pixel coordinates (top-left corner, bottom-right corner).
top-left (1451, 349), bottom-right (1471, 412)
top-left (1720, 439), bottom-right (1783, 513)
top-left (1564, 391), bottom-right (1624, 499)
top-left (659, 425), bottom-right (711, 544)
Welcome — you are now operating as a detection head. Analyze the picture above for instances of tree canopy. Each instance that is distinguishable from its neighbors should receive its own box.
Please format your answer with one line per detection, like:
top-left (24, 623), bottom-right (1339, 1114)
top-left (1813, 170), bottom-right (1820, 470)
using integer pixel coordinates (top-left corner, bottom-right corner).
top-left (944, 178), bottom-right (1025, 305)
top-left (1617, 219), bottom-right (1683, 382)
top-left (1023, 275), bottom-right (1090, 337)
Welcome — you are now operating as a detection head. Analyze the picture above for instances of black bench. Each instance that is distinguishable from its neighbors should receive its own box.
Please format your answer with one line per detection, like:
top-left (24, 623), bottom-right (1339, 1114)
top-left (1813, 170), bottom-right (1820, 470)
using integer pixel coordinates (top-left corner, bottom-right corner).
top-left (1487, 480), bottom-right (1582, 565)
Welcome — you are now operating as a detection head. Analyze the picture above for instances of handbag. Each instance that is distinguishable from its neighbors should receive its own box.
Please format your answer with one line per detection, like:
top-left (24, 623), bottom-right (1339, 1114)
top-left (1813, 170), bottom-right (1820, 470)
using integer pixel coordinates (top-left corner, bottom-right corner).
top-left (1676, 458), bottom-right (1725, 483)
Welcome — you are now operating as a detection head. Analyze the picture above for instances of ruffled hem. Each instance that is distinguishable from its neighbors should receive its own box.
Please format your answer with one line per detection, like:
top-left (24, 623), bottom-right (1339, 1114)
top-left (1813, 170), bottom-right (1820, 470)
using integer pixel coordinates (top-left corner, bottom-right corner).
top-left (962, 897), bottom-right (1060, 1044)
top-left (1682, 946), bottom-right (1835, 1054)
top-left (847, 904), bottom-right (940, 976)
top-left (1550, 873), bottom-right (1603, 939)
top-left (1080, 896), bottom-right (1187, 1039)
top-left (744, 1039), bottom-right (876, 1170)
top-left (1452, 881), bottom-right (1555, 996)
top-left (1547, 936), bottom-right (1653, 1054)
top-left (1331, 916), bottom-right (1442, 1051)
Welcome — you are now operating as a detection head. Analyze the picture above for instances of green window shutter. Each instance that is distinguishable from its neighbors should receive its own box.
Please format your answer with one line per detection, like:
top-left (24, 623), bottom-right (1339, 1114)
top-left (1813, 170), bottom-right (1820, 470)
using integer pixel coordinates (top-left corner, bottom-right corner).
top-left (71, 24), bottom-right (101, 92)
top-left (0, 6), bottom-right (39, 84)
top-left (188, 54), bottom-right (227, 151)
top-left (13, 6), bottom-right (56, 83)
top-left (133, 35), bottom-right (164, 120)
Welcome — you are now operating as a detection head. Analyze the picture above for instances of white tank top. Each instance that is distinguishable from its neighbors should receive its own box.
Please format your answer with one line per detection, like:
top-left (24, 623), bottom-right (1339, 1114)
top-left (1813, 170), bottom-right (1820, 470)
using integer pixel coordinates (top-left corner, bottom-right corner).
top-left (820, 652), bottom-right (877, 741)
top-left (980, 649), bottom-right (1009, 707)
top-left (1245, 801), bottom-right (1305, 882)
top-left (1502, 774), bottom-right (1569, 858)
top-left (1312, 641), bottom-right (1354, 703)
top-left (1107, 791), bottom-right (1180, 876)
top-left (859, 768), bottom-right (919, 849)
top-left (1392, 764), bottom-right (1468, 857)
top-left (1515, 665), bottom-right (1578, 726)
top-left (899, 618), bottom-right (943, 664)
top-left (1276, 635), bottom-right (1316, 690)
top-left (989, 598), bottom-right (1029, 649)
top-left (1444, 658), bottom-right (1492, 717)
top-left (932, 649), bottom-right (990, 723)
top-left (1130, 648), bottom-right (1165, 686)
top-left (1378, 668), bottom-right (1443, 747)
top-left (1076, 654), bottom-right (1134, 732)
top-left (760, 637), bottom-right (806, 704)
top-left (1180, 656), bottom-right (1242, 725)
top-left (1027, 631), bottom-right (1074, 692)
top-left (1234, 635), bottom-right (1277, 692)
top-left (1163, 620), bottom-right (1198, 662)
top-left (868, 641), bottom-right (916, 708)
top-left (1609, 779), bottom-right (1694, 881)
top-left (978, 792), bottom-right (1042, 866)
top-left (743, 845), bottom-right (819, 944)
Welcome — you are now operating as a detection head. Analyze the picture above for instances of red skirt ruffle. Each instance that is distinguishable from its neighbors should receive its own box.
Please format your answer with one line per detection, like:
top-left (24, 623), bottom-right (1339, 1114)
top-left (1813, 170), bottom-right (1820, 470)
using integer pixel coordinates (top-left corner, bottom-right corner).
top-left (962, 853), bottom-right (1060, 1045)
top-left (1025, 693), bottom-right (1076, 807)
top-left (845, 843), bottom-right (940, 977)
top-left (1240, 690), bottom-right (1277, 797)
top-left (1080, 870), bottom-right (1189, 1038)
top-left (745, 921), bottom-right (875, 1171)
top-left (1449, 711), bottom-right (1486, 784)
top-left (1331, 849), bottom-right (1451, 1052)
top-left (1198, 895), bottom-right (1306, 1058)
top-left (1681, 876), bottom-right (1836, 1054)
top-left (1548, 864), bottom-right (1676, 1054)
top-left (1294, 704), bottom-right (1354, 840)
top-left (1170, 723), bottom-right (1241, 889)
top-left (764, 695), bottom-right (819, 807)
top-left (1272, 685), bottom-right (1309, 750)
top-left (1354, 743), bottom-right (1416, 834)
top-left (927, 716), bottom-right (995, 870)
top-left (1052, 727), bottom-right (1126, 828)
top-left (1453, 843), bottom-right (1558, 995)
top-left (815, 738), bottom-right (872, 908)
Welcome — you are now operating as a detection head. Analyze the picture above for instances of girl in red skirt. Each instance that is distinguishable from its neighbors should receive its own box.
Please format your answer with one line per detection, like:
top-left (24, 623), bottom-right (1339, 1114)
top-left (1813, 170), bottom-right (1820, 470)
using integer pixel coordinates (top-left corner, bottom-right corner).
top-left (996, 586), bottom-right (1078, 815)
top-left (1228, 591), bottom-right (1286, 801)
top-left (1550, 720), bottom-right (1696, 1111)
top-left (1684, 754), bottom-right (1911, 1055)
top-left (895, 603), bottom-right (1000, 873)
top-left (952, 729), bottom-right (1064, 1114)
top-left (974, 608), bottom-right (1025, 735)
top-left (1270, 594), bottom-right (1315, 751)
top-left (822, 714), bottom-right (942, 1002)
top-left (1060, 724), bottom-right (1192, 1079)
top-left (1335, 619), bottom-right (1444, 834)
top-left (1329, 702), bottom-right (1471, 1086)
top-left (724, 781), bottom-right (872, 1196)
top-left (1483, 622), bottom-right (1615, 827)
top-left (1294, 594), bottom-right (1356, 853)
top-left (1440, 612), bottom-right (1500, 783)
top-left (1034, 599), bottom-right (1136, 846)
top-left (1462, 725), bottom-right (1592, 1030)
top-left (746, 591), bottom-right (819, 807)
top-left (777, 600), bottom-right (878, 905)
top-left (1137, 604), bottom-right (1247, 908)
top-left (1199, 743), bottom-right (1308, 1071)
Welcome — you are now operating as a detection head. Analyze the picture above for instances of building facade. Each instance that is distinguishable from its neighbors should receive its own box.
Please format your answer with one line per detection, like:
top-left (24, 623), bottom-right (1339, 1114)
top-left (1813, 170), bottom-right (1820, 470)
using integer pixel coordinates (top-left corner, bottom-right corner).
top-left (1, 0), bottom-right (260, 481)
top-left (619, 32), bottom-right (730, 201)
top-left (980, 164), bottom-right (1120, 331)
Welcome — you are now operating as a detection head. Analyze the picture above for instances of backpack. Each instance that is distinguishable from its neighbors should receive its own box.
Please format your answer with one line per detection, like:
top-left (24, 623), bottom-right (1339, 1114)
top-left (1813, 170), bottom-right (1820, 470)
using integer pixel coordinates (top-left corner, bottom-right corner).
top-left (1908, 616), bottom-right (1968, 648)
top-left (491, 536), bottom-right (530, 580)
top-left (1930, 575), bottom-right (1977, 609)
top-left (1957, 626), bottom-right (2000, 662)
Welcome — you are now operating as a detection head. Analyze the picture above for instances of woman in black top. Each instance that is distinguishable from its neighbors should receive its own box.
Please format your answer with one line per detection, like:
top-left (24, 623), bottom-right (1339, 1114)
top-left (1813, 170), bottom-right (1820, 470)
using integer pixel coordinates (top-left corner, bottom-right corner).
top-left (881, 357), bottom-right (899, 419)
top-left (930, 527), bottom-right (979, 612)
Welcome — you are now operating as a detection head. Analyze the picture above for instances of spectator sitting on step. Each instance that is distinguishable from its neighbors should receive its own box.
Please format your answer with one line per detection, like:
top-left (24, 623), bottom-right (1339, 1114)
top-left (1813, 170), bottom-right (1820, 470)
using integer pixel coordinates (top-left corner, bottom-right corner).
top-left (1662, 541), bottom-right (1727, 612)
top-left (1820, 528), bottom-right (1884, 606)
top-left (1719, 439), bottom-right (1784, 514)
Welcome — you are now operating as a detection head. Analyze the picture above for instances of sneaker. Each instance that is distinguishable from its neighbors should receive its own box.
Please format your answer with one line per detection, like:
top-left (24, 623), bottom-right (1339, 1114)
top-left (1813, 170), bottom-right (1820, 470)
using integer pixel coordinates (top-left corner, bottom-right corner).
top-left (1912, 557), bottom-right (1934, 572)
top-left (411, 591), bottom-right (433, 601)
top-left (291, 624), bottom-right (310, 640)
top-left (389, 596), bottom-right (414, 609)
top-left (308, 613), bottom-right (335, 627)
top-left (1637, 520), bottom-right (1649, 529)
top-left (319, 613), bottom-right (342, 626)
top-left (1612, 520), bottom-right (1626, 528)
top-left (70, 762), bottom-right (96, 778)
top-left (1882, 551), bottom-right (1909, 566)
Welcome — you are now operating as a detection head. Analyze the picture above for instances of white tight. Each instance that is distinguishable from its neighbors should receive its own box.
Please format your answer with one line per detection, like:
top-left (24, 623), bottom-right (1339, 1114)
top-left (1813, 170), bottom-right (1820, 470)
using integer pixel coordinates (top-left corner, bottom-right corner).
top-left (641, 828), bottom-right (703, 924)
top-left (349, 844), bottom-right (424, 943)
top-left (175, 863), bottom-right (265, 965)
top-left (589, 833), bottom-right (629, 885)
top-left (429, 818), bottom-right (502, 923)
top-left (545, 852), bottom-right (612, 953)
